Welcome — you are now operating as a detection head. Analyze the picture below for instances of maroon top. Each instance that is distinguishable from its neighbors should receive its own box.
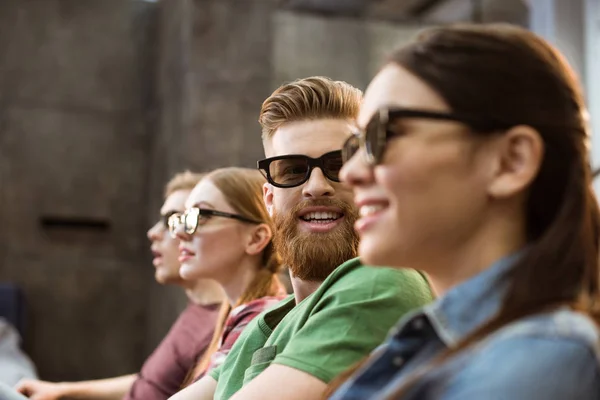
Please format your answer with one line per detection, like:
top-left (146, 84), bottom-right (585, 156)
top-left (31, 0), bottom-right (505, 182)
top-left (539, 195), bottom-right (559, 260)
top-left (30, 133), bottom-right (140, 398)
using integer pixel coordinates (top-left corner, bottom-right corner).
top-left (124, 303), bottom-right (219, 400)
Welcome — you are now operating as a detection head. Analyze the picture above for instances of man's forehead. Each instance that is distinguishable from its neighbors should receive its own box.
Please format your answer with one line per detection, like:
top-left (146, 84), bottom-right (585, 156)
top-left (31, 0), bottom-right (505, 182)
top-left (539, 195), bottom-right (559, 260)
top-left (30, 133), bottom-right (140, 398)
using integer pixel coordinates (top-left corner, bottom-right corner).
top-left (265, 118), bottom-right (353, 158)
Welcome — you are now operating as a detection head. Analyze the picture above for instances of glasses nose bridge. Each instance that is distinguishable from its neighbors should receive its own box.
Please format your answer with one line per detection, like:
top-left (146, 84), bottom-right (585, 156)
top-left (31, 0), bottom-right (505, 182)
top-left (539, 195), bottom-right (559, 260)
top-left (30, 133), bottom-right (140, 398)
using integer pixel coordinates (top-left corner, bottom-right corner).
top-left (306, 156), bottom-right (326, 180)
top-left (168, 213), bottom-right (186, 238)
top-left (302, 161), bottom-right (335, 197)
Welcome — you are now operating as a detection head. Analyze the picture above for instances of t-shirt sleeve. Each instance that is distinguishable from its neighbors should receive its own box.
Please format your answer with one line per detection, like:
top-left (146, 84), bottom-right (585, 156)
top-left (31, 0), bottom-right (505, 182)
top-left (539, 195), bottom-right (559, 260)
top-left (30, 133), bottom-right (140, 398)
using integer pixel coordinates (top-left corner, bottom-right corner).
top-left (272, 267), bottom-right (432, 383)
top-left (209, 364), bottom-right (221, 381)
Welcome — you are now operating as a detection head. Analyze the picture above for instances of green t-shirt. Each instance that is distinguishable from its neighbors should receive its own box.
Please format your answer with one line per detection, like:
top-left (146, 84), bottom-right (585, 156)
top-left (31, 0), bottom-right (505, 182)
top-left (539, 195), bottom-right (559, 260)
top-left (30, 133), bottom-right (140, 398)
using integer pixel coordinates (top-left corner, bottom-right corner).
top-left (210, 258), bottom-right (433, 399)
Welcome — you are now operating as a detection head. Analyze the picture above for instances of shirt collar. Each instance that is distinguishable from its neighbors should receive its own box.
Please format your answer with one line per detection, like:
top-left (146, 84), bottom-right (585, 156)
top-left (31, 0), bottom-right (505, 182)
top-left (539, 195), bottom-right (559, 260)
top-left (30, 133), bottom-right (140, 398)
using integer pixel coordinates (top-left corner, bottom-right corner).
top-left (421, 248), bottom-right (526, 348)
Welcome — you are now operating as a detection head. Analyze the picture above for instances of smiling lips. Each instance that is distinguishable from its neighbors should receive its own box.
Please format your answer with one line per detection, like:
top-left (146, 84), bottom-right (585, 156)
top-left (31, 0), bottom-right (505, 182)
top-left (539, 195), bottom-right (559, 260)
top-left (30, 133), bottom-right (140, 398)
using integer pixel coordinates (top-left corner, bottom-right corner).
top-left (178, 246), bottom-right (196, 263)
top-left (300, 211), bottom-right (342, 223)
top-left (354, 199), bottom-right (389, 233)
top-left (359, 204), bottom-right (386, 217)
top-left (297, 207), bottom-right (344, 233)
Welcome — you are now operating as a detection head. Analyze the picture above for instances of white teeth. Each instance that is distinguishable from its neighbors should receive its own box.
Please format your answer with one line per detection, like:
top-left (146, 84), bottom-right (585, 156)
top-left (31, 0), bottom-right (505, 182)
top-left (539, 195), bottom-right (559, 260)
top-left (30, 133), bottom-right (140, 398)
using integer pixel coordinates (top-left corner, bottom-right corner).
top-left (360, 205), bottom-right (385, 217)
top-left (302, 211), bottom-right (342, 221)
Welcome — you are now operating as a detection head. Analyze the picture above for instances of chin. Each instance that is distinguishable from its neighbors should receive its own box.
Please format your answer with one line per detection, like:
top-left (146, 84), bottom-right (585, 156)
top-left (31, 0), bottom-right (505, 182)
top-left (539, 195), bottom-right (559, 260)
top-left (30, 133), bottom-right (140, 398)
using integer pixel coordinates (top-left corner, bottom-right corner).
top-left (155, 270), bottom-right (176, 285)
top-left (359, 238), bottom-right (399, 268)
top-left (358, 240), bottom-right (379, 266)
top-left (179, 263), bottom-right (200, 281)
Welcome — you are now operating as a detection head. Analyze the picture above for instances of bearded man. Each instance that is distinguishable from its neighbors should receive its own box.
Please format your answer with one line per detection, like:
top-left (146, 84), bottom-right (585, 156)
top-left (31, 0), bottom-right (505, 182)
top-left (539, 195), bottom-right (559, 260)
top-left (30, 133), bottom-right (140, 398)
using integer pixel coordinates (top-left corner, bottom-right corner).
top-left (170, 77), bottom-right (433, 400)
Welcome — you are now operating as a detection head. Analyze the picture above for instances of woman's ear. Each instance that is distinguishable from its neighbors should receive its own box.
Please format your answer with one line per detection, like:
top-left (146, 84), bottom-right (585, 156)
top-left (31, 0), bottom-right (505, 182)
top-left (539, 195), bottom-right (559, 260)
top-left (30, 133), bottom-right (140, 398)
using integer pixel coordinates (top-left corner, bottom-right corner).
top-left (245, 223), bottom-right (272, 256)
top-left (487, 125), bottom-right (544, 199)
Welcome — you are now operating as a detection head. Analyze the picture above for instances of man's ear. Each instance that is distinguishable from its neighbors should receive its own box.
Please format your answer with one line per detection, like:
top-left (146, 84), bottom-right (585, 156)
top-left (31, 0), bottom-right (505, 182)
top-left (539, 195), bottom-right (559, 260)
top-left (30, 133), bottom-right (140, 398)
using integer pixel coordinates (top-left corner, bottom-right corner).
top-left (263, 182), bottom-right (274, 217)
top-left (245, 223), bottom-right (272, 256)
top-left (487, 125), bottom-right (544, 199)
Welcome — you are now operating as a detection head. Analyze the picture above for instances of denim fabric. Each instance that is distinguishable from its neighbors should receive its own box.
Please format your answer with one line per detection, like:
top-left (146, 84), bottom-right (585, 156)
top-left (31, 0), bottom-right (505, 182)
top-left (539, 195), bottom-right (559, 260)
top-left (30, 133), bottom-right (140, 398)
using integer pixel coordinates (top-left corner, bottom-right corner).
top-left (329, 251), bottom-right (600, 400)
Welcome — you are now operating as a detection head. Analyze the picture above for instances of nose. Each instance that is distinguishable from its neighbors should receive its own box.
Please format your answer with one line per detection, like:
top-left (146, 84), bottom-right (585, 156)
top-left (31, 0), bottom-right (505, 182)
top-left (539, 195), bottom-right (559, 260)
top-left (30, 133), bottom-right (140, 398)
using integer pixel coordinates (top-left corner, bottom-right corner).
top-left (340, 149), bottom-right (374, 188)
top-left (147, 221), bottom-right (162, 241)
top-left (174, 225), bottom-right (192, 242)
top-left (302, 167), bottom-right (335, 198)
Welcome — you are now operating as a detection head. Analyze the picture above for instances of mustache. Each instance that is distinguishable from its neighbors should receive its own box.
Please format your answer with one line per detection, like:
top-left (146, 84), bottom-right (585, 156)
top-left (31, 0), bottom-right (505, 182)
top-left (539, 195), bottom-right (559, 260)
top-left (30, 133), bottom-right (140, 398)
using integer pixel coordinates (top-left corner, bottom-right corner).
top-left (287, 198), bottom-right (356, 216)
top-left (272, 197), bottom-right (360, 281)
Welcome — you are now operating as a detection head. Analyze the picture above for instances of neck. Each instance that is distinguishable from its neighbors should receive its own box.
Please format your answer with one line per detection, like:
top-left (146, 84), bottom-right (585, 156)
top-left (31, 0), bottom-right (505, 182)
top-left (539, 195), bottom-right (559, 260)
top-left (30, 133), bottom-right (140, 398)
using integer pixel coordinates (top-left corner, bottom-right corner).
top-left (290, 273), bottom-right (323, 304)
top-left (184, 279), bottom-right (225, 306)
top-left (219, 257), bottom-right (262, 307)
top-left (425, 207), bottom-right (527, 297)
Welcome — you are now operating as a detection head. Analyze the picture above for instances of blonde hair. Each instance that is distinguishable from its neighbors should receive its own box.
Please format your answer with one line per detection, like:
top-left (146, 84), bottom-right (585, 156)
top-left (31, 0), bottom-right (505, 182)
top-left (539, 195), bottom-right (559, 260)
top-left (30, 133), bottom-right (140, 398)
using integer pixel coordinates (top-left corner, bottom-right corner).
top-left (164, 171), bottom-right (205, 198)
top-left (259, 76), bottom-right (363, 141)
top-left (184, 167), bottom-right (283, 383)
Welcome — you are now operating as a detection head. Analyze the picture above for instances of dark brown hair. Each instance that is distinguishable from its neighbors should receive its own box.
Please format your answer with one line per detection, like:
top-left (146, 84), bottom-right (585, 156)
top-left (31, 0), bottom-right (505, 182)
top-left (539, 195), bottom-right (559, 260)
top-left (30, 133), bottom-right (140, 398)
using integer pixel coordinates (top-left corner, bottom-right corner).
top-left (183, 167), bottom-right (284, 385)
top-left (327, 23), bottom-right (600, 399)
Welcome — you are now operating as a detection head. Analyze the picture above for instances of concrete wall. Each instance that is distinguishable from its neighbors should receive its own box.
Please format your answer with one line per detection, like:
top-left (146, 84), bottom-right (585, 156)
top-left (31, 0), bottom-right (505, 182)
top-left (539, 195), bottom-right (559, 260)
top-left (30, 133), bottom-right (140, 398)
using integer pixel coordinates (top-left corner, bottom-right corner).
top-left (0, 0), bottom-right (424, 379)
top-left (149, 2), bottom-right (425, 354)
top-left (272, 10), bottom-right (426, 91)
top-left (0, 0), bottom-right (155, 380)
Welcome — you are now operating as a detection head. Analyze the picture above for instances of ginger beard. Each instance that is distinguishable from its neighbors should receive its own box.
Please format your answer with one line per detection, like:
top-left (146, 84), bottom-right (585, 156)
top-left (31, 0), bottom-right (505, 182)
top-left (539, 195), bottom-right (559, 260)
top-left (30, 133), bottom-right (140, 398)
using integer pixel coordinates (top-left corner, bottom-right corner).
top-left (273, 198), bottom-right (359, 281)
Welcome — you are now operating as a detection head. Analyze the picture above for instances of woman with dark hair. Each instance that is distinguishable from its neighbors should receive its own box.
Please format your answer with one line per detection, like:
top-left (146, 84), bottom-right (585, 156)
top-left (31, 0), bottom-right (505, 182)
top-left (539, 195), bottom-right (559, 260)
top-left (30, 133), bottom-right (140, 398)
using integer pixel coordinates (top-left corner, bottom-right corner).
top-left (329, 24), bottom-right (600, 399)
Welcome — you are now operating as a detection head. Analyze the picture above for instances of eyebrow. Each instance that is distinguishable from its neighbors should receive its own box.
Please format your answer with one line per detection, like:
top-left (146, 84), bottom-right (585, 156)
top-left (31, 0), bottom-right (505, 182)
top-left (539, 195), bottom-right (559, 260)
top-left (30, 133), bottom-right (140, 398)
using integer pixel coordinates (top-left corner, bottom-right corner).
top-left (160, 209), bottom-right (180, 217)
top-left (190, 201), bottom-right (216, 209)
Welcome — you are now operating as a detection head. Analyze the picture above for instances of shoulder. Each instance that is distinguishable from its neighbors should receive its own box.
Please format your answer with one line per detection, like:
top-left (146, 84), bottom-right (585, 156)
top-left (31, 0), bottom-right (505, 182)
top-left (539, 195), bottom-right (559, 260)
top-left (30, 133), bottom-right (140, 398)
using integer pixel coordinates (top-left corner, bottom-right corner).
top-left (228, 296), bottom-right (286, 328)
top-left (326, 258), bottom-right (430, 288)
top-left (170, 303), bottom-right (218, 333)
top-left (163, 304), bottom-right (217, 353)
top-left (317, 259), bottom-right (433, 306)
top-left (0, 319), bottom-right (20, 347)
top-left (232, 297), bottom-right (286, 318)
top-left (446, 310), bottom-right (600, 399)
top-left (488, 308), bottom-right (600, 355)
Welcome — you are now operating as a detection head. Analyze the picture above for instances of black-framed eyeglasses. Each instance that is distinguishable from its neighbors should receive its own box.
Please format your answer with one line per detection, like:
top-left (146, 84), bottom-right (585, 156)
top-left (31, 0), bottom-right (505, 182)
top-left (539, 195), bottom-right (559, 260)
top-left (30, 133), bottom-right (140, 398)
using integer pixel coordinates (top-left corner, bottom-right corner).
top-left (168, 207), bottom-right (261, 236)
top-left (342, 107), bottom-right (510, 165)
top-left (257, 150), bottom-right (343, 188)
top-left (160, 211), bottom-right (181, 229)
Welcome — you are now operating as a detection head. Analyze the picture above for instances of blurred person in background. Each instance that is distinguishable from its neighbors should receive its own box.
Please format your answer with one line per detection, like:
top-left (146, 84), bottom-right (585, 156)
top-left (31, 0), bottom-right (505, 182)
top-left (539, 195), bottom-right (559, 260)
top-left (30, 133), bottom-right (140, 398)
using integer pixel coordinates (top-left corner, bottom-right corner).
top-left (16, 171), bottom-right (224, 400)
top-left (0, 318), bottom-right (37, 387)
top-left (328, 23), bottom-right (600, 399)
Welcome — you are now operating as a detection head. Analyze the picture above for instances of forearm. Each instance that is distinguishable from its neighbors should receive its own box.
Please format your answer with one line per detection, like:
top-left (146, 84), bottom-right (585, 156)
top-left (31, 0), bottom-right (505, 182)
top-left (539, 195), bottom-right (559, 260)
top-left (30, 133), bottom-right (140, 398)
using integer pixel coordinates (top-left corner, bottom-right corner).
top-left (230, 365), bottom-right (326, 400)
top-left (168, 376), bottom-right (216, 400)
top-left (57, 374), bottom-right (137, 400)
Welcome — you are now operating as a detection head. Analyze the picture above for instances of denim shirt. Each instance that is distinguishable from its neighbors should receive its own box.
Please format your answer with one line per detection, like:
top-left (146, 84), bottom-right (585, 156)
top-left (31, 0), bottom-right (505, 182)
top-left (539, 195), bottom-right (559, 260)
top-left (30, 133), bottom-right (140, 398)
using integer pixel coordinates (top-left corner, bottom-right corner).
top-left (329, 252), bottom-right (600, 400)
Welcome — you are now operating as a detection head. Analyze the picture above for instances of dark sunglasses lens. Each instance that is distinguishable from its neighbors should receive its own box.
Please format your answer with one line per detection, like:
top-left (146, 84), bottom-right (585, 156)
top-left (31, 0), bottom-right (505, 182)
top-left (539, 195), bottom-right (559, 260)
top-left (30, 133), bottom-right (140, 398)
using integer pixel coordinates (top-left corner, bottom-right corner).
top-left (322, 152), bottom-right (343, 181)
top-left (269, 158), bottom-right (309, 187)
top-left (342, 135), bottom-right (360, 164)
top-left (364, 113), bottom-right (381, 163)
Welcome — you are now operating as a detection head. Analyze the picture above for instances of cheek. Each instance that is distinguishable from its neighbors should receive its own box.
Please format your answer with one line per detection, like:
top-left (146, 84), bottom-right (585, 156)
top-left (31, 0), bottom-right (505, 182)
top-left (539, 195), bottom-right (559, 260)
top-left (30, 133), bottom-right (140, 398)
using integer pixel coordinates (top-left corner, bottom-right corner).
top-left (273, 188), bottom-right (301, 213)
top-left (161, 238), bottom-right (180, 263)
top-left (378, 138), bottom-right (478, 202)
top-left (334, 182), bottom-right (355, 205)
top-left (366, 143), bottom-right (489, 265)
top-left (191, 229), bottom-right (244, 267)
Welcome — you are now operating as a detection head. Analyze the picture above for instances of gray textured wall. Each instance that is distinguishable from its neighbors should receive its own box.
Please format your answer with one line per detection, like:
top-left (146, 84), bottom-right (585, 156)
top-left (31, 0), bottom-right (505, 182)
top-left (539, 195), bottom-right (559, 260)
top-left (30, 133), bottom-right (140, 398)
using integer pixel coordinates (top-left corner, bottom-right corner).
top-left (0, 0), bottom-right (423, 380)
top-left (0, 0), bottom-right (156, 380)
